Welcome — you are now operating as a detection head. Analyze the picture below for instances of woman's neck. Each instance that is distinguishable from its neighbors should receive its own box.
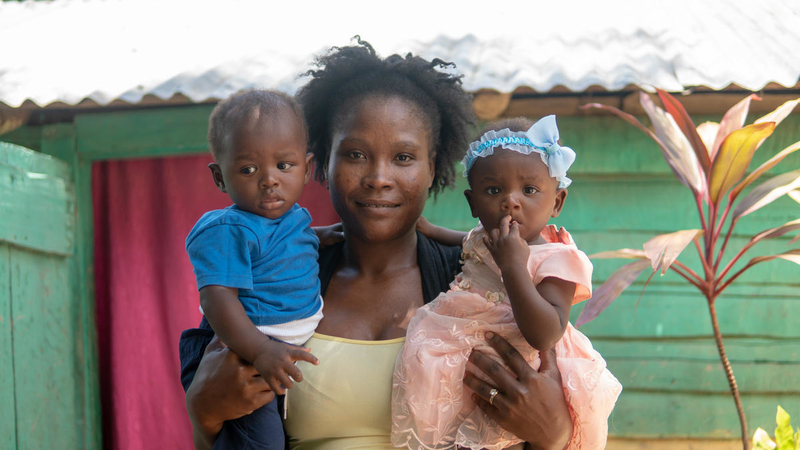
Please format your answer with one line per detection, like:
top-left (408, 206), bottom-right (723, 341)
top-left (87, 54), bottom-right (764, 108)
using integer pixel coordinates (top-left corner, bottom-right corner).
top-left (340, 228), bottom-right (419, 276)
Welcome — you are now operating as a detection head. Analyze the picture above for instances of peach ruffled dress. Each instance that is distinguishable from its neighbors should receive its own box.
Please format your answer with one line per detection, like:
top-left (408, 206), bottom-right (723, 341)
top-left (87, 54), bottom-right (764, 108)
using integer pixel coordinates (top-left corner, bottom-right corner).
top-left (392, 224), bottom-right (622, 450)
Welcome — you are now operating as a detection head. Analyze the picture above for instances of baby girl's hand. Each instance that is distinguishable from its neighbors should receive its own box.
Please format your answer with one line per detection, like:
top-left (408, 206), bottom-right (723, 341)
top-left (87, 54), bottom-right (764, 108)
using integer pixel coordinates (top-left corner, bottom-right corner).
top-left (251, 339), bottom-right (319, 395)
top-left (484, 216), bottom-right (530, 271)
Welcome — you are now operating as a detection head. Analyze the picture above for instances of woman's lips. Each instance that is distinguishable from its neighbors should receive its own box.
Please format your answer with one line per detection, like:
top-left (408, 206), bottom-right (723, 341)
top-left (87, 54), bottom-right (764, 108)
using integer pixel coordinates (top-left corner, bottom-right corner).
top-left (355, 199), bottom-right (401, 208)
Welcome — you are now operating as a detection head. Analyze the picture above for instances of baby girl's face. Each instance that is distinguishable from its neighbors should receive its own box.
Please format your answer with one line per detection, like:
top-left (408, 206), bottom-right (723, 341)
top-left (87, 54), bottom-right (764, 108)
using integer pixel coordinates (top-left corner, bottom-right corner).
top-left (465, 148), bottom-right (567, 244)
top-left (210, 112), bottom-right (313, 219)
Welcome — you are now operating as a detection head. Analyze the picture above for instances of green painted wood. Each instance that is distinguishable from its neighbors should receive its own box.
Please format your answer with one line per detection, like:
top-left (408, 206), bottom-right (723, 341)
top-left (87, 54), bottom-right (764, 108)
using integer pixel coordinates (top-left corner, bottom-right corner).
top-left (0, 243), bottom-right (16, 449)
top-left (558, 114), bottom-right (800, 176)
top-left (40, 126), bottom-right (102, 450)
top-left (608, 392), bottom-right (800, 438)
top-left (594, 337), bottom-right (800, 362)
top-left (74, 105), bottom-right (214, 160)
top-left (10, 247), bottom-right (80, 449)
top-left (571, 287), bottom-right (799, 338)
top-left (425, 177), bottom-right (799, 237)
top-left (604, 357), bottom-right (799, 394)
top-left (1, 125), bottom-right (42, 152)
top-left (0, 143), bottom-right (74, 255)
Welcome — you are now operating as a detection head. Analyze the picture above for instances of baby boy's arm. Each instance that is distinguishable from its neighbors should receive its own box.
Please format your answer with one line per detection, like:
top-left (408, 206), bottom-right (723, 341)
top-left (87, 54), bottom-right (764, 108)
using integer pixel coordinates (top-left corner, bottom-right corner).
top-left (200, 286), bottom-right (318, 394)
top-left (485, 217), bottom-right (574, 351)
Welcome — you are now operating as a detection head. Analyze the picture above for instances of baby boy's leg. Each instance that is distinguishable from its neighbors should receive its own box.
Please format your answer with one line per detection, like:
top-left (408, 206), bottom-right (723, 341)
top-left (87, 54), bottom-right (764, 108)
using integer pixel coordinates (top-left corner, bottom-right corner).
top-left (213, 398), bottom-right (286, 450)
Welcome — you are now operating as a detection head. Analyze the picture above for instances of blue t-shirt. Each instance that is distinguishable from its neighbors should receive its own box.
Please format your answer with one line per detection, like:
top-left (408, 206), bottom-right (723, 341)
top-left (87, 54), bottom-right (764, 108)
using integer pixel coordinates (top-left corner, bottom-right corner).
top-left (185, 204), bottom-right (321, 326)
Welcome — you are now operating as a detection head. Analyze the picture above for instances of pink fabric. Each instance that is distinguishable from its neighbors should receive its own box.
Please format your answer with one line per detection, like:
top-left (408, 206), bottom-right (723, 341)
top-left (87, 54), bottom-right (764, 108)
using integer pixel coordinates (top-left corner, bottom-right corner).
top-left (93, 154), bottom-right (336, 450)
top-left (392, 225), bottom-right (622, 450)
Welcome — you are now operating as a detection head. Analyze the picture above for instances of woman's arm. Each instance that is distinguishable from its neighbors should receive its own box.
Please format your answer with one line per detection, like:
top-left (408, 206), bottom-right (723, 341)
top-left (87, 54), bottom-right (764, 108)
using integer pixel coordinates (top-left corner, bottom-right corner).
top-left (463, 332), bottom-right (573, 450)
top-left (185, 336), bottom-right (275, 450)
top-left (485, 217), bottom-right (574, 351)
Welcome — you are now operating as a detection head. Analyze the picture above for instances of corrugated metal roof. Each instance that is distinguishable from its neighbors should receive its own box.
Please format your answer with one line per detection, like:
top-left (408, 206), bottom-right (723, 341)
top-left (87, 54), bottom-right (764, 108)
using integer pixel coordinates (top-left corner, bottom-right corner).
top-left (1, 0), bottom-right (799, 109)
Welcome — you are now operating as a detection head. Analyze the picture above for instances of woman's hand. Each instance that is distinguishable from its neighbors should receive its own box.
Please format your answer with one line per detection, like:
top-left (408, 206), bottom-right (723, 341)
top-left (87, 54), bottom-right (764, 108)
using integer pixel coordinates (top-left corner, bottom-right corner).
top-left (463, 332), bottom-right (573, 450)
top-left (313, 223), bottom-right (345, 247)
top-left (185, 336), bottom-right (275, 450)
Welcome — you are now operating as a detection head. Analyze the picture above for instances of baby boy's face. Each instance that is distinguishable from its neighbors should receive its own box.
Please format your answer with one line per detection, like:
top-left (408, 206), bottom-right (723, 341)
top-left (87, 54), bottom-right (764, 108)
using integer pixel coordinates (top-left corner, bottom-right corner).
top-left (210, 112), bottom-right (312, 219)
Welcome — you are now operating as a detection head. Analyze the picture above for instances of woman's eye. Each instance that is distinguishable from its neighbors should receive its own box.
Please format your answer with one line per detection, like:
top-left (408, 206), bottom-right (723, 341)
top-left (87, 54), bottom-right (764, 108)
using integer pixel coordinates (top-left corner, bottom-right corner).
top-left (524, 186), bottom-right (538, 194)
top-left (395, 154), bottom-right (414, 163)
top-left (240, 166), bottom-right (257, 175)
top-left (486, 187), bottom-right (501, 195)
top-left (347, 151), bottom-right (366, 160)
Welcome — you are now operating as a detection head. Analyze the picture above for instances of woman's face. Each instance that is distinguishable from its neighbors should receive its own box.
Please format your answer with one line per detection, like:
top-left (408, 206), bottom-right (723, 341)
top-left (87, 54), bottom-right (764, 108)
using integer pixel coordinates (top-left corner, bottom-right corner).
top-left (327, 95), bottom-right (435, 243)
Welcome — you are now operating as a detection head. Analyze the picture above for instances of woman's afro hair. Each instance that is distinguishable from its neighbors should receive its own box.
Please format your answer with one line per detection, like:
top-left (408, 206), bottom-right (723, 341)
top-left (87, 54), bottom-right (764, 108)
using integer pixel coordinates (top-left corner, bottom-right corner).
top-left (296, 37), bottom-right (477, 196)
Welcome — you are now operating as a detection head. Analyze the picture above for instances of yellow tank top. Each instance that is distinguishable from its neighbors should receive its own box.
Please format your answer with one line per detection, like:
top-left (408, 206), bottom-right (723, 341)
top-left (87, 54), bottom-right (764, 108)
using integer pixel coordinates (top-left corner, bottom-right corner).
top-left (284, 333), bottom-right (405, 450)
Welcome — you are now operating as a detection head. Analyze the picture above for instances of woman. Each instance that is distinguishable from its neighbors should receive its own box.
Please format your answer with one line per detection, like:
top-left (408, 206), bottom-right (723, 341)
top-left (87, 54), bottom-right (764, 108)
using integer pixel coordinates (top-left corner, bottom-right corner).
top-left (180, 39), bottom-right (574, 450)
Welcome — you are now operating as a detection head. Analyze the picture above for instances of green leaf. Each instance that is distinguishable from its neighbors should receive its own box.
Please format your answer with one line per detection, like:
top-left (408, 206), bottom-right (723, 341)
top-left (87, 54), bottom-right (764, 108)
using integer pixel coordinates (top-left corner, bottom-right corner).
top-left (733, 169), bottom-right (800, 219)
top-left (642, 229), bottom-right (703, 275)
top-left (709, 122), bottom-right (776, 205)
top-left (575, 259), bottom-right (652, 328)
top-left (712, 94), bottom-right (761, 161)
top-left (753, 427), bottom-right (777, 450)
top-left (730, 141), bottom-right (800, 203)
top-left (640, 92), bottom-right (706, 195)
top-left (776, 406), bottom-right (796, 450)
top-left (657, 89), bottom-right (712, 173)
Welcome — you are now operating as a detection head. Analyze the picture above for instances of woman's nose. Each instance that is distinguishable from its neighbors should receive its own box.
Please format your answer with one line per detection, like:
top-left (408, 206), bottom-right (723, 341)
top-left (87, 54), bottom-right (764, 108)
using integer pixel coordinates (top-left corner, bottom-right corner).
top-left (363, 161), bottom-right (393, 189)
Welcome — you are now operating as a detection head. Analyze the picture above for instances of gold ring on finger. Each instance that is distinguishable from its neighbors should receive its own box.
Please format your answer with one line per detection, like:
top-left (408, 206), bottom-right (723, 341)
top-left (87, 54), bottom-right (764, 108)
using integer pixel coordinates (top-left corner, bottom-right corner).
top-left (488, 388), bottom-right (499, 405)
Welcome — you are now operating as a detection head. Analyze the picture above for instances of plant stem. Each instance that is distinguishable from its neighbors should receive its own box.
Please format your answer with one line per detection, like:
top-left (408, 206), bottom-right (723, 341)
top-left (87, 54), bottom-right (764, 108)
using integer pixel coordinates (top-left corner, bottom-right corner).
top-left (669, 264), bottom-right (704, 291)
top-left (715, 218), bottom-right (738, 272)
top-left (671, 260), bottom-right (703, 283)
top-left (718, 242), bottom-right (755, 283)
top-left (716, 262), bottom-right (755, 297)
top-left (707, 299), bottom-right (750, 450)
top-left (693, 238), bottom-right (713, 281)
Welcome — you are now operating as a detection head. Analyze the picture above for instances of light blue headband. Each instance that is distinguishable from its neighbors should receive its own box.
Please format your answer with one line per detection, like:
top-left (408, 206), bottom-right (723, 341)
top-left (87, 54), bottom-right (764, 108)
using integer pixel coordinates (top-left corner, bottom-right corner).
top-left (460, 115), bottom-right (576, 188)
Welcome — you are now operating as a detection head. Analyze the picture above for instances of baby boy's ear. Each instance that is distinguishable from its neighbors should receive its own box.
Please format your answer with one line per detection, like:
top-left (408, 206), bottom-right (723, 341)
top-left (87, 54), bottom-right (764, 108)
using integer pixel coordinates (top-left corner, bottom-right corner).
top-left (303, 153), bottom-right (314, 185)
top-left (208, 163), bottom-right (226, 193)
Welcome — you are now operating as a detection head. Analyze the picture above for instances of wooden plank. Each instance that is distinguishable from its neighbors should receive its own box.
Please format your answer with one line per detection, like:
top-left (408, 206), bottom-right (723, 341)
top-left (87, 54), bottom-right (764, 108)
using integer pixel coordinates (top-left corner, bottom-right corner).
top-left (0, 149), bottom-right (75, 256)
top-left (41, 125), bottom-right (102, 449)
top-left (608, 391), bottom-right (800, 438)
top-left (0, 141), bottom-right (72, 180)
top-left (10, 248), bottom-right (80, 449)
top-left (1, 125), bottom-right (42, 152)
top-left (607, 438), bottom-right (741, 450)
top-left (571, 289), bottom-right (800, 338)
top-left (594, 337), bottom-right (800, 362)
top-left (603, 358), bottom-right (800, 394)
top-left (74, 104), bottom-right (214, 160)
top-left (0, 243), bottom-right (16, 449)
top-left (576, 330), bottom-right (799, 399)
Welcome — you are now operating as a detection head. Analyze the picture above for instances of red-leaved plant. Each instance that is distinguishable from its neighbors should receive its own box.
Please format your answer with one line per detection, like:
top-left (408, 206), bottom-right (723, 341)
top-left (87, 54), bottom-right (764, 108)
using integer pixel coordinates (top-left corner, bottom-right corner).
top-left (580, 90), bottom-right (800, 450)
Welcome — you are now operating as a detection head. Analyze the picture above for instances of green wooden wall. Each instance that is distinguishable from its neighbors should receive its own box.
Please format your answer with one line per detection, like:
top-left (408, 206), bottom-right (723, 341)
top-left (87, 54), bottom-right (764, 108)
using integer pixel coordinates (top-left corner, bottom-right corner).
top-left (4, 104), bottom-right (799, 443)
top-left (0, 143), bottom-right (97, 449)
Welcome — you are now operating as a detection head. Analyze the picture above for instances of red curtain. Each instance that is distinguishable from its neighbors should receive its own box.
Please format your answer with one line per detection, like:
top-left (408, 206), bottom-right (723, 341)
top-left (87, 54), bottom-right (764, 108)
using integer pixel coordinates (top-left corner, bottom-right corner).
top-left (93, 154), bottom-right (337, 449)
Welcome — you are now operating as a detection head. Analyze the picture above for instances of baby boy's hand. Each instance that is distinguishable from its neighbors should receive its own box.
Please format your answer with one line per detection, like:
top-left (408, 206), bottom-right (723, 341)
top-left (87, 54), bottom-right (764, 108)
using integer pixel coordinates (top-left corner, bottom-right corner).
top-left (252, 339), bottom-right (319, 395)
top-left (484, 216), bottom-right (530, 272)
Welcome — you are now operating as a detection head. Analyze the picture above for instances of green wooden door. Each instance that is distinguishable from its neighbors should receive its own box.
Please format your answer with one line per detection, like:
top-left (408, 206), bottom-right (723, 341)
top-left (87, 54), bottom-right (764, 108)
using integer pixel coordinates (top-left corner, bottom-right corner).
top-left (0, 142), bottom-right (87, 449)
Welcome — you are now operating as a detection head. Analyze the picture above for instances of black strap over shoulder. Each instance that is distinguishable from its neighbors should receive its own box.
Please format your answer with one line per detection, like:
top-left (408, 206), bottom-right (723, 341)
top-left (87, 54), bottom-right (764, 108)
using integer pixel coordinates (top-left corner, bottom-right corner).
top-left (317, 233), bottom-right (461, 304)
